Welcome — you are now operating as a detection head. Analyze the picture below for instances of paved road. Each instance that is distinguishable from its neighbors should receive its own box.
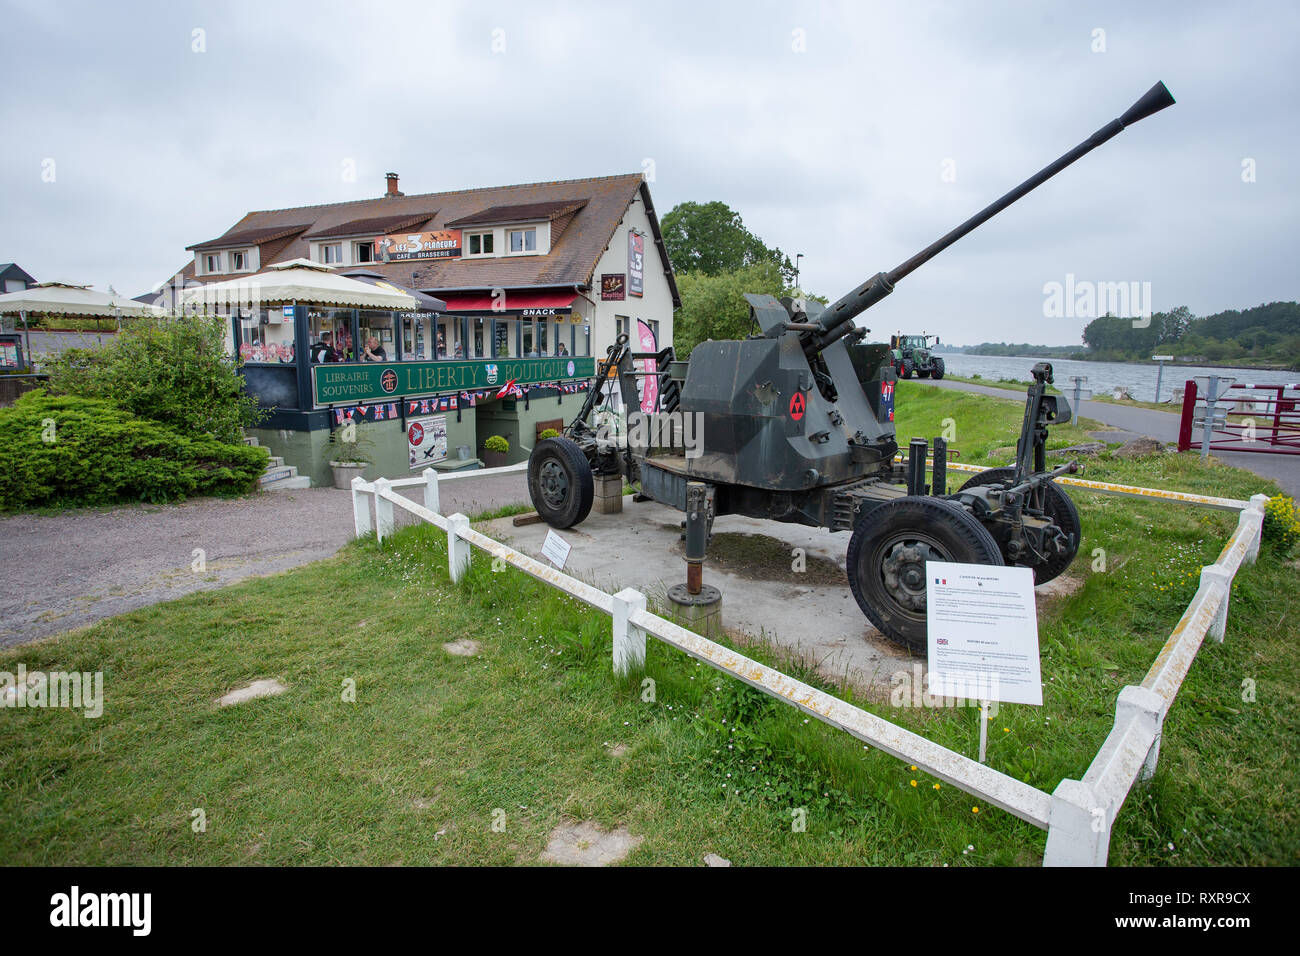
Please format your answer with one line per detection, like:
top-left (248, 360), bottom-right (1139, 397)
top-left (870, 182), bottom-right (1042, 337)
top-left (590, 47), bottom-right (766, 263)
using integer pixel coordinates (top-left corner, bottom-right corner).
top-left (0, 473), bottom-right (530, 647)
top-left (914, 377), bottom-right (1299, 496)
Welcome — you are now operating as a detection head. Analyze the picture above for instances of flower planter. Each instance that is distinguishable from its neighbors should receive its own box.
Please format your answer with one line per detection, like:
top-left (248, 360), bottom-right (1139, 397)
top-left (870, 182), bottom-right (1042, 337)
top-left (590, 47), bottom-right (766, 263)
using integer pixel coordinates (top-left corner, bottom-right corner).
top-left (481, 450), bottom-right (508, 469)
top-left (330, 461), bottom-right (367, 490)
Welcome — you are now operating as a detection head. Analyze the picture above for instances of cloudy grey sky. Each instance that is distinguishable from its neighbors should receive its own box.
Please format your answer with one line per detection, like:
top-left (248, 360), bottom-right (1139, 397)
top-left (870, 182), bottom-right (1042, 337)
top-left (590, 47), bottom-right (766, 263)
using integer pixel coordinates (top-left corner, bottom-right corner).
top-left (1, 0), bottom-right (1296, 345)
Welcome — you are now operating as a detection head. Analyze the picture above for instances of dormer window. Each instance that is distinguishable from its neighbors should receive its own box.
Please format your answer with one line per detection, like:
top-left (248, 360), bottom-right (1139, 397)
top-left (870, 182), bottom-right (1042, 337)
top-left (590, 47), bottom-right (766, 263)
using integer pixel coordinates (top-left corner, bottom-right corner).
top-left (507, 227), bottom-right (537, 254)
top-left (230, 250), bottom-right (246, 271)
top-left (354, 241), bottom-right (375, 263)
top-left (204, 253), bottom-right (221, 274)
top-left (320, 243), bottom-right (343, 264)
top-left (466, 232), bottom-right (495, 257)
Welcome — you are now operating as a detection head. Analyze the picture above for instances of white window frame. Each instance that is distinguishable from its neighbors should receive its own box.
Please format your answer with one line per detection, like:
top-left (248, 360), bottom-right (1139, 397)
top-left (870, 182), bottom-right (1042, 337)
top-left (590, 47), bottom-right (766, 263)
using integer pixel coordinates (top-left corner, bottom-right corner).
top-left (320, 243), bottom-right (344, 265)
top-left (506, 227), bottom-right (538, 256)
top-left (229, 249), bottom-right (248, 272)
top-left (203, 253), bottom-right (222, 275)
top-left (465, 231), bottom-right (496, 258)
top-left (354, 240), bottom-right (375, 263)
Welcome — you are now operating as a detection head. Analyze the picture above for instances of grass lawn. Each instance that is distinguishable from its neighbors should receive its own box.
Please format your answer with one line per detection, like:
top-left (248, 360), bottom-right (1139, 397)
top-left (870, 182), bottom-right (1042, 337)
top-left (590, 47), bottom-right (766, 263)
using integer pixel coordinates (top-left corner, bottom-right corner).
top-left (1, 384), bottom-right (1297, 866)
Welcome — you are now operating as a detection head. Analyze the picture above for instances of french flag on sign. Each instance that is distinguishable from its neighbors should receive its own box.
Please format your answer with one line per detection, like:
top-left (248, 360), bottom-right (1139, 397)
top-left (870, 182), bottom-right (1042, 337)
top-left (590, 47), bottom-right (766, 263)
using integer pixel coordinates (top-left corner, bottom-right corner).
top-left (934, 578), bottom-right (947, 585)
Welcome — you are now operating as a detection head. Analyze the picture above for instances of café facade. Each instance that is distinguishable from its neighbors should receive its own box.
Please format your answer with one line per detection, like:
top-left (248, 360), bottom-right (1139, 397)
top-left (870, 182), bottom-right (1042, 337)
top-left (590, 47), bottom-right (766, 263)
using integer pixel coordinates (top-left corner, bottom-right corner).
top-left (169, 172), bottom-right (680, 487)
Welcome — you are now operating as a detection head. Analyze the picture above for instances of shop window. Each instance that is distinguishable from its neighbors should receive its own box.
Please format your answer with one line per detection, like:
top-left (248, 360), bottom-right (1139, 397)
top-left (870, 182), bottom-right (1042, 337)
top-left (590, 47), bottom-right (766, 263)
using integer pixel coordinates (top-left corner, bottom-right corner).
top-left (355, 241), bottom-right (375, 263)
top-left (467, 232), bottom-right (495, 257)
top-left (507, 228), bottom-right (537, 254)
top-left (579, 323), bottom-right (590, 356)
top-left (472, 317), bottom-right (485, 358)
top-left (522, 319), bottom-right (535, 356)
top-left (493, 319), bottom-right (511, 357)
top-left (538, 318), bottom-right (548, 355)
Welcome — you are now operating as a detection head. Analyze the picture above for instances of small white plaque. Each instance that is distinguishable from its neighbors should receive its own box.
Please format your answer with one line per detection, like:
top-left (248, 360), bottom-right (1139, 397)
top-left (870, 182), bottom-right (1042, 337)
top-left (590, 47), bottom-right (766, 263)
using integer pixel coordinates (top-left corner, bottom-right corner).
top-left (541, 529), bottom-right (572, 569)
top-left (926, 561), bottom-right (1043, 707)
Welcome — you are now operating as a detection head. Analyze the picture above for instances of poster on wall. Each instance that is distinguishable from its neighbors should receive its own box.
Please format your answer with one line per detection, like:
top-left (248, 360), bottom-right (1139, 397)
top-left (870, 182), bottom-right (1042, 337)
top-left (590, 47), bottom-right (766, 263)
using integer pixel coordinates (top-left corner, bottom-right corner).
top-left (0, 342), bottom-right (18, 367)
top-left (407, 415), bottom-right (449, 470)
top-left (635, 318), bottom-right (658, 414)
top-left (627, 231), bottom-right (644, 297)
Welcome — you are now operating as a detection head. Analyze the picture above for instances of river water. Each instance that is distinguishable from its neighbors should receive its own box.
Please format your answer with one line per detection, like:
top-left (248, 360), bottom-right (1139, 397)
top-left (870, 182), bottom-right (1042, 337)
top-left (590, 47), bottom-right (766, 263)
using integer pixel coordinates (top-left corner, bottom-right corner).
top-left (934, 353), bottom-right (1299, 404)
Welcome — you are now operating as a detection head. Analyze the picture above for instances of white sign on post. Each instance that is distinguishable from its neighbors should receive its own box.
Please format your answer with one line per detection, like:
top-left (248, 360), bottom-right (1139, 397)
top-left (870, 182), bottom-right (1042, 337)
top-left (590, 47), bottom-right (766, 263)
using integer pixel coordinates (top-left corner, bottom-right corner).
top-left (541, 529), bottom-right (572, 569)
top-left (926, 561), bottom-right (1043, 707)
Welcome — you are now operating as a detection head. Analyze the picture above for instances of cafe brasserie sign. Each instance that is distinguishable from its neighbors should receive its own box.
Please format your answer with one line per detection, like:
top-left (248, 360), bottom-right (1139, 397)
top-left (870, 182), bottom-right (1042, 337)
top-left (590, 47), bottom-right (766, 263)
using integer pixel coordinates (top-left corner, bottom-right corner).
top-left (376, 229), bottom-right (462, 262)
top-left (313, 356), bottom-right (596, 406)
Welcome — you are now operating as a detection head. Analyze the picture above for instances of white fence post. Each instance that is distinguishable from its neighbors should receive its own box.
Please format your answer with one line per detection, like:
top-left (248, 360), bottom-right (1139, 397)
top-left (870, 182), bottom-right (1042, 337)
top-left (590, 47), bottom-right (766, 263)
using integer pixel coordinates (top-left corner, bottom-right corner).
top-left (1245, 494), bottom-right (1269, 564)
top-left (1043, 779), bottom-right (1110, 867)
top-left (351, 476), bottom-right (372, 538)
top-left (1200, 565), bottom-right (1233, 643)
top-left (612, 588), bottom-right (648, 676)
top-left (423, 467), bottom-right (441, 515)
top-left (373, 477), bottom-right (394, 545)
top-left (447, 513), bottom-right (471, 582)
top-left (1117, 685), bottom-right (1165, 782)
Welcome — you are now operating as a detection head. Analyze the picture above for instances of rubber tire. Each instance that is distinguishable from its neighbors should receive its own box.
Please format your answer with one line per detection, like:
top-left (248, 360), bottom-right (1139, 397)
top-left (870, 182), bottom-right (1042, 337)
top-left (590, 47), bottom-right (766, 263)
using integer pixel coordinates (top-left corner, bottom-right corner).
top-left (901, 359), bottom-right (914, 379)
top-left (917, 369), bottom-right (931, 379)
top-left (957, 467), bottom-right (1080, 584)
top-left (847, 496), bottom-right (1003, 652)
top-left (932, 357), bottom-right (945, 380)
top-left (527, 437), bottom-right (594, 529)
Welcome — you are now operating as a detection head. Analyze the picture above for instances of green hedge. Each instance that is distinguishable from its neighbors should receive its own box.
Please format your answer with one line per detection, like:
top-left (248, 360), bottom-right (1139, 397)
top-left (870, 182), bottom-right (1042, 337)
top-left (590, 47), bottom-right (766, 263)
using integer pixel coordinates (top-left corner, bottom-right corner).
top-left (0, 392), bottom-right (269, 510)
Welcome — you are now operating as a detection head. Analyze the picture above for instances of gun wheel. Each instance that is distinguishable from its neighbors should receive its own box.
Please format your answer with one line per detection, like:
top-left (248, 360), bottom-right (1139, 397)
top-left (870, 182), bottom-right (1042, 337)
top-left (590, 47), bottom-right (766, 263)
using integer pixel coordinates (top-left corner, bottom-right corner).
top-left (958, 467), bottom-right (1080, 583)
top-left (528, 437), bottom-right (594, 529)
top-left (847, 496), bottom-right (1003, 652)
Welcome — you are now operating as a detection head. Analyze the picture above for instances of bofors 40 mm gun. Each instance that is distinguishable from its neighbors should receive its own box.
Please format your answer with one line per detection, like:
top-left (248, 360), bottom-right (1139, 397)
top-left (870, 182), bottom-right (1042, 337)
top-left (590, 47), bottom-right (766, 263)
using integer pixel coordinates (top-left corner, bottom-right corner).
top-left (526, 81), bottom-right (1176, 651)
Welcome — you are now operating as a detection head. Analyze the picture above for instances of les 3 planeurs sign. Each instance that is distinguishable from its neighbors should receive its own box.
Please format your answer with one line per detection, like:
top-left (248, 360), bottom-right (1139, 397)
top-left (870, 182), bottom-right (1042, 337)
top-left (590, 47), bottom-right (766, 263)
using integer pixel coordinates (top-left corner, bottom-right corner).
top-left (312, 356), bottom-right (596, 406)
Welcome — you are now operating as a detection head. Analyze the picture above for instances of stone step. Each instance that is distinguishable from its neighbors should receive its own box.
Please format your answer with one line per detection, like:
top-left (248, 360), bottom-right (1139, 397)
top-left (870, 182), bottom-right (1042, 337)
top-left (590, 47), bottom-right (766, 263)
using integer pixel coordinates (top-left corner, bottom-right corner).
top-left (258, 465), bottom-right (297, 485)
top-left (266, 455), bottom-right (284, 468)
top-left (261, 474), bottom-right (312, 491)
top-left (243, 435), bottom-right (260, 447)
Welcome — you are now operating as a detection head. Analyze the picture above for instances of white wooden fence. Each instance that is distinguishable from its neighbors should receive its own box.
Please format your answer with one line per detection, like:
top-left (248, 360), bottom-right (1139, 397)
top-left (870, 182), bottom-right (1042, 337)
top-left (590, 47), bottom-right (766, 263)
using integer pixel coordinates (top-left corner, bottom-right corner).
top-left (350, 466), bottom-right (1268, 866)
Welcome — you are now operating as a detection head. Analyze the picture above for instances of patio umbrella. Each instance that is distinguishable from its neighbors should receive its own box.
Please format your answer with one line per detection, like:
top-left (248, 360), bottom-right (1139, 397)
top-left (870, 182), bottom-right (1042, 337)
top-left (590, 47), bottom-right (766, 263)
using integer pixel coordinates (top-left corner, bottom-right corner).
top-left (0, 281), bottom-right (164, 362)
top-left (182, 259), bottom-right (418, 312)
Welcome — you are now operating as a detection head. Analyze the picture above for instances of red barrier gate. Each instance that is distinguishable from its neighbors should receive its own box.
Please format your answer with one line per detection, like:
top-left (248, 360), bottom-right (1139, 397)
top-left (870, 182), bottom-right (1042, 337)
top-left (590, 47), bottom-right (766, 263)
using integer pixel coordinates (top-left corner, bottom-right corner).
top-left (1177, 379), bottom-right (1300, 455)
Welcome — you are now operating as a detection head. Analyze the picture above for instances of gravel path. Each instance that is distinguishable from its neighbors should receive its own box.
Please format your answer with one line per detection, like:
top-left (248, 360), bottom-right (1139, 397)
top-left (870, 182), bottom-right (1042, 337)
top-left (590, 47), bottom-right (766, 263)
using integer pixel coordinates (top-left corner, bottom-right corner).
top-left (0, 473), bottom-right (530, 647)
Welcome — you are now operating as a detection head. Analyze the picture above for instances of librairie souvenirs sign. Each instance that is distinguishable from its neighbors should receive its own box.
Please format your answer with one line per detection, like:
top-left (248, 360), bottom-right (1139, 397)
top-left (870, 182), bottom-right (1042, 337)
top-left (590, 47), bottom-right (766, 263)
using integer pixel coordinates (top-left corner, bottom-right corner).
top-left (313, 356), bottom-right (595, 406)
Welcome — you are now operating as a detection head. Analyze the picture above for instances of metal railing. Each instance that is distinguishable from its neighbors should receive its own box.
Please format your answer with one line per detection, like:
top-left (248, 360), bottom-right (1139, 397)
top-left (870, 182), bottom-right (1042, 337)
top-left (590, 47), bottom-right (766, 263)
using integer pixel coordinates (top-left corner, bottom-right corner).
top-left (349, 467), bottom-right (1268, 866)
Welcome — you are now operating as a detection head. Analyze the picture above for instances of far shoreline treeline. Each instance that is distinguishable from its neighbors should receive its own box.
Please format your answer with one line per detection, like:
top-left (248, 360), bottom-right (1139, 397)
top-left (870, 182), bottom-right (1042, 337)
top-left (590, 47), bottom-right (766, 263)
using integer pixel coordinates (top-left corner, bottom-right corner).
top-left (942, 301), bottom-right (1299, 371)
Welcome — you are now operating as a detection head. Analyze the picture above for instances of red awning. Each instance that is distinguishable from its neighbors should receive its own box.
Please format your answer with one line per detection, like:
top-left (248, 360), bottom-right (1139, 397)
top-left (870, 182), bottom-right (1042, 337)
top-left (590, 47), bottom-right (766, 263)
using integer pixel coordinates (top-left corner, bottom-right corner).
top-left (438, 290), bottom-right (578, 313)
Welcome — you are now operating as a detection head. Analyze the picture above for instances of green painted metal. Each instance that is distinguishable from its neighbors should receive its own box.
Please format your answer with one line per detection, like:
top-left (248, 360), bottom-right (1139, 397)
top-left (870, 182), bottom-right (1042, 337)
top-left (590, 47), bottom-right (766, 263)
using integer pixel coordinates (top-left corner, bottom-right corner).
top-left (311, 356), bottom-right (595, 406)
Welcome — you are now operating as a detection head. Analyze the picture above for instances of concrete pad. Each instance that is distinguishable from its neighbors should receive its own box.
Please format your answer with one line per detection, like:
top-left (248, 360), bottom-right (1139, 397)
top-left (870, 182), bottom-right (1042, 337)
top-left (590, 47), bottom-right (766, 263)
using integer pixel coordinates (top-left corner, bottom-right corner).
top-left (539, 820), bottom-right (643, 866)
top-left (442, 639), bottom-right (481, 656)
top-left (217, 678), bottom-right (287, 707)
top-left (484, 498), bottom-right (914, 690)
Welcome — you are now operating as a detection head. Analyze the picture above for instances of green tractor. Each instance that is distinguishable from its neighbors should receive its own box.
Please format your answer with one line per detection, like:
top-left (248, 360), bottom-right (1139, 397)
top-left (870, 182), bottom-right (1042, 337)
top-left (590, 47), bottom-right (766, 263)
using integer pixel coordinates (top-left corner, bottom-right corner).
top-left (889, 333), bottom-right (945, 379)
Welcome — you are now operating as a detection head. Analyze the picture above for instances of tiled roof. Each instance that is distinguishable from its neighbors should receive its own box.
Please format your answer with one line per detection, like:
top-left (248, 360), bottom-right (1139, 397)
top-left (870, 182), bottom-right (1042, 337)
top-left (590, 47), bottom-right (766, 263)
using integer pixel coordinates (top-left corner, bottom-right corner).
top-left (177, 174), bottom-right (679, 306)
top-left (304, 211), bottom-right (438, 240)
top-left (186, 224), bottom-right (311, 251)
top-left (444, 199), bottom-right (588, 228)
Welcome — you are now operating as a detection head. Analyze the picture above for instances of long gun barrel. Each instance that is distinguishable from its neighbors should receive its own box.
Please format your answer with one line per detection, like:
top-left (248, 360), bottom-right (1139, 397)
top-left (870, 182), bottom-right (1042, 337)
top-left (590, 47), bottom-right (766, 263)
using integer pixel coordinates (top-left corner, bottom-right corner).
top-left (802, 81), bottom-right (1176, 356)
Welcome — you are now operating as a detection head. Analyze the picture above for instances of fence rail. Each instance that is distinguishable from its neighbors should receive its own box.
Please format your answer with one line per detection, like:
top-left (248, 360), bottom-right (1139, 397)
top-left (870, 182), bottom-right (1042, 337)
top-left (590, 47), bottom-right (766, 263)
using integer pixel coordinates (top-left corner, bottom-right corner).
top-left (350, 466), bottom-right (1268, 866)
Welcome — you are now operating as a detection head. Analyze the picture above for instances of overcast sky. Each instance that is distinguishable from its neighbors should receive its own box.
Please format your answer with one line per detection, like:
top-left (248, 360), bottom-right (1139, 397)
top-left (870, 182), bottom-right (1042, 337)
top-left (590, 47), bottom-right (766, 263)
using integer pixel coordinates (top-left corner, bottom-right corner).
top-left (2, 0), bottom-right (1296, 345)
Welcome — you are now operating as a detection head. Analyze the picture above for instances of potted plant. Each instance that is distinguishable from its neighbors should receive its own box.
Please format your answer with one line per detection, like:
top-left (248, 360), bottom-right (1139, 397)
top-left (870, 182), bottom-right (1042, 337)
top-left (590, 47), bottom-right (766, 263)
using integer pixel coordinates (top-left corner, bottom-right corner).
top-left (328, 424), bottom-right (374, 490)
top-left (482, 434), bottom-right (509, 468)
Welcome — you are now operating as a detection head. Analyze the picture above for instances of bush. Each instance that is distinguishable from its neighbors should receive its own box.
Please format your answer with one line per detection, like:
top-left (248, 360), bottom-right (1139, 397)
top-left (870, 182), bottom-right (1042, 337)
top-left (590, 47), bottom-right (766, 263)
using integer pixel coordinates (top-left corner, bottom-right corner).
top-left (484, 435), bottom-right (509, 454)
top-left (0, 391), bottom-right (269, 510)
top-left (1263, 494), bottom-right (1300, 551)
top-left (538, 428), bottom-right (560, 440)
top-left (44, 314), bottom-right (264, 444)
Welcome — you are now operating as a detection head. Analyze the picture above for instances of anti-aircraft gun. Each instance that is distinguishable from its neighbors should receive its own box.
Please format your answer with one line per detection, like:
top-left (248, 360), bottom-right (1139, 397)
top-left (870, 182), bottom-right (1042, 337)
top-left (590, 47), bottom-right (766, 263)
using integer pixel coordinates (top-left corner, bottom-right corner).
top-left (528, 81), bottom-right (1176, 650)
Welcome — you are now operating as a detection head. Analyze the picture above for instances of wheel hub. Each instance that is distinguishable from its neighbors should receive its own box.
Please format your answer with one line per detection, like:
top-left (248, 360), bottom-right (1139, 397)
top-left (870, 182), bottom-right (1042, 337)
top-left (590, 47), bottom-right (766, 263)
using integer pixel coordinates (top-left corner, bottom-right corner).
top-left (881, 540), bottom-right (945, 612)
top-left (538, 459), bottom-right (569, 508)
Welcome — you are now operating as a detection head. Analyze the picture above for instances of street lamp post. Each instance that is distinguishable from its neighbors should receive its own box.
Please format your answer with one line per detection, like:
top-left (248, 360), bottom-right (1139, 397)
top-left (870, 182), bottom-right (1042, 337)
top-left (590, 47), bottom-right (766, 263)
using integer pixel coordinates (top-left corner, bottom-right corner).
top-left (794, 253), bottom-right (804, 291)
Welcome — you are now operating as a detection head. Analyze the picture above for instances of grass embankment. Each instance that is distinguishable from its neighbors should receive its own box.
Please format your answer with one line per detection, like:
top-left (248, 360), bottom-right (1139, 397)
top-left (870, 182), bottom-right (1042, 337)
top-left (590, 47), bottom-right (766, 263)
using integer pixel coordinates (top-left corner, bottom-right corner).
top-left (1, 384), bottom-right (1296, 865)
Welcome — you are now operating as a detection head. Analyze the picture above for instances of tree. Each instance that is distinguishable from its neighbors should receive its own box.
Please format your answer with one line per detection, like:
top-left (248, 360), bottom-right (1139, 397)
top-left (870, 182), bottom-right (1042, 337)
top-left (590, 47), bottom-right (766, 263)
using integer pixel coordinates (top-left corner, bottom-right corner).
top-left (661, 201), bottom-right (794, 282)
top-left (673, 262), bottom-right (792, 358)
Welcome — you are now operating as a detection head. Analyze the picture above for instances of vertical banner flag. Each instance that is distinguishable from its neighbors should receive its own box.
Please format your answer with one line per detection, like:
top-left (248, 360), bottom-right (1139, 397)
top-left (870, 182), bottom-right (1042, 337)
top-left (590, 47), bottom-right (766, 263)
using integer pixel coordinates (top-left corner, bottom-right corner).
top-left (636, 318), bottom-right (658, 414)
top-left (628, 230), bottom-right (644, 297)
